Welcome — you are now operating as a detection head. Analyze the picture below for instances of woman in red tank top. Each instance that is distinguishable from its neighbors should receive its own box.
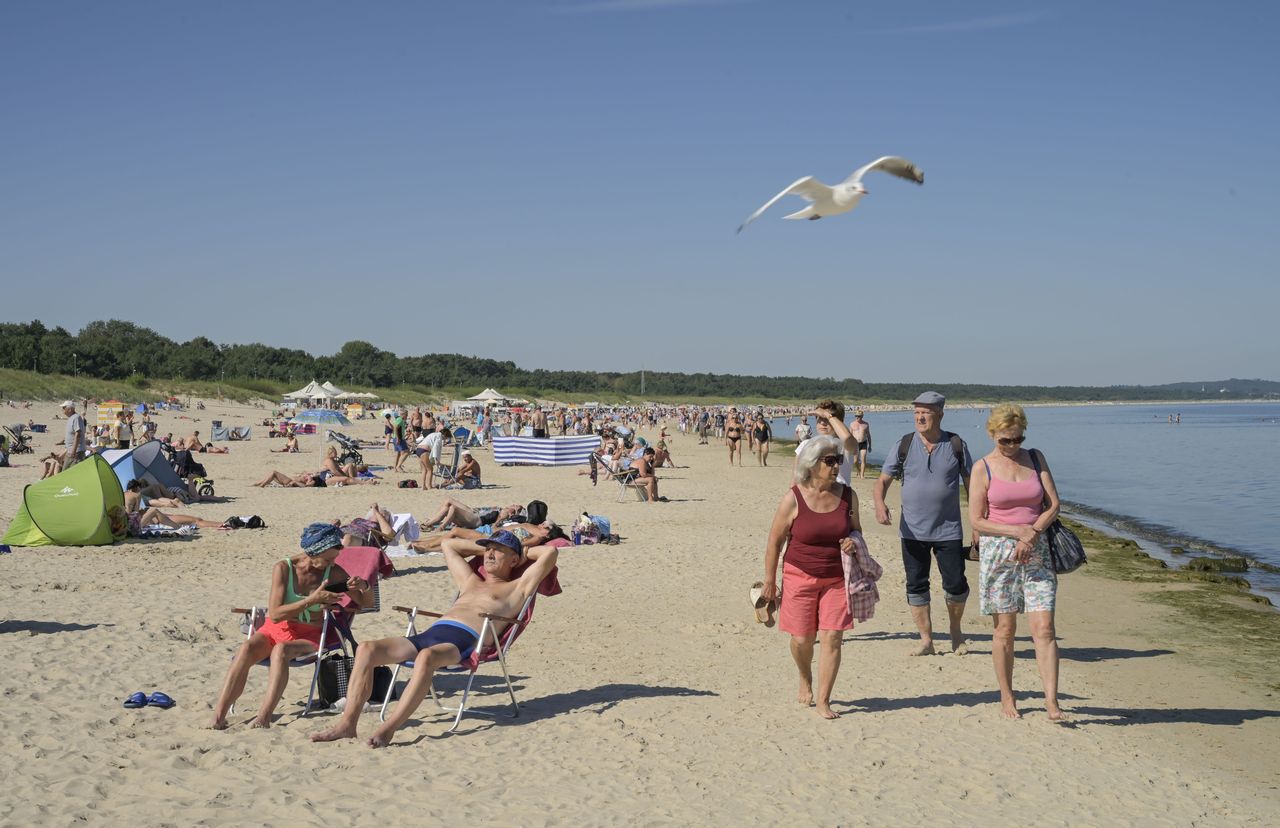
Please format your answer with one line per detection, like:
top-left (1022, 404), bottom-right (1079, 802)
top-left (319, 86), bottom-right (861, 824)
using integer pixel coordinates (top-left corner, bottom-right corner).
top-left (762, 435), bottom-right (862, 719)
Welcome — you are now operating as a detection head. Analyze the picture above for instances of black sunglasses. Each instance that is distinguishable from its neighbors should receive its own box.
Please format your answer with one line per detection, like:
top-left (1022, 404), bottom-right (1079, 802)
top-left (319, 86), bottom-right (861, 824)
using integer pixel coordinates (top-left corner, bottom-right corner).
top-left (820, 454), bottom-right (844, 467)
top-left (997, 436), bottom-right (1026, 446)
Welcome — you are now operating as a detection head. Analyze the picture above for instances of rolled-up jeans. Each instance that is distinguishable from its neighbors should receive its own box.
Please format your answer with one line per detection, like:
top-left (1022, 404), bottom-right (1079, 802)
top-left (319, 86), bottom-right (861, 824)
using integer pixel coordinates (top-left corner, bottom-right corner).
top-left (901, 538), bottom-right (970, 607)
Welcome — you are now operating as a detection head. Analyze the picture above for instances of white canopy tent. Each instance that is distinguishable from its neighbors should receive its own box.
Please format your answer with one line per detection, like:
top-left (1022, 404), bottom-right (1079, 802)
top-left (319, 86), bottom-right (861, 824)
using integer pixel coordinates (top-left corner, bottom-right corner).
top-left (283, 380), bottom-right (327, 400)
top-left (320, 381), bottom-right (344, 397)
top-left (466, 388), bottom-right (512, 404)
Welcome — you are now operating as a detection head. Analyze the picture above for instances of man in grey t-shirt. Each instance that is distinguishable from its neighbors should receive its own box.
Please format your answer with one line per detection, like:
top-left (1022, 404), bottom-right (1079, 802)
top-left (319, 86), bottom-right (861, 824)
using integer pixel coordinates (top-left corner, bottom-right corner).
top-left (61, 400), bottom-right (86, 470)
top-left (874, 391), bottom-right (973, 656)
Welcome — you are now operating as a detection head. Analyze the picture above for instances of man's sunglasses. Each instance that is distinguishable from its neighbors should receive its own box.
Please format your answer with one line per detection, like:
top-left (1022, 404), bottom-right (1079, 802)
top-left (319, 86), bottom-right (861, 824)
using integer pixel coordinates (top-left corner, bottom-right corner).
top-left (997, 436), bottom-right (1026, 446)
top-left (820, 455), bottom-right (844, 467)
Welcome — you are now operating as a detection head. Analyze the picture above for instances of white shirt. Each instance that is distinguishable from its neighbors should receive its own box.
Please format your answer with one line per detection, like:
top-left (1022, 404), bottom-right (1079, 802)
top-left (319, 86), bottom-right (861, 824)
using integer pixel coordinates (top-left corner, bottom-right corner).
top-left (419, 431), bottom-right (443, 461)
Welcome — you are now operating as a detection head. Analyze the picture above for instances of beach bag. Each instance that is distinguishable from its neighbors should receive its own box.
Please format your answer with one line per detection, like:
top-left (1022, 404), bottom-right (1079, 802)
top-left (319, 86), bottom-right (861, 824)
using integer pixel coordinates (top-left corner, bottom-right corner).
top-left (319, 654), bottom-right (393, 706)
top-left (1045, 521), bottom-right (1087, 574)
top-left (397, 479), bottom-right (419, 488)
top-left (1028, 450), bottom-right (1087, 574)
top-left (224, 515), bottom-right (267, 530)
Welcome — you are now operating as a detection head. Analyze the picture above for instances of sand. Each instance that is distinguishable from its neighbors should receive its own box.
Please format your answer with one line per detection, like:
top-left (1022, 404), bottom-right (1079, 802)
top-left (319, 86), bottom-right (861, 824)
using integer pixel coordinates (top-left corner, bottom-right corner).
top-left (1, 400), bottom-right (1278, 825)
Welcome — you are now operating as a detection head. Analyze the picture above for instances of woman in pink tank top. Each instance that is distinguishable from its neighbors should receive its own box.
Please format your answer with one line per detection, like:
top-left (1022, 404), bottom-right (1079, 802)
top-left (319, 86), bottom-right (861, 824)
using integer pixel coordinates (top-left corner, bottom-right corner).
top-left (762, 435), bottom-right (861, 719)
top-left (969, 404), bottom-right (1065, 722)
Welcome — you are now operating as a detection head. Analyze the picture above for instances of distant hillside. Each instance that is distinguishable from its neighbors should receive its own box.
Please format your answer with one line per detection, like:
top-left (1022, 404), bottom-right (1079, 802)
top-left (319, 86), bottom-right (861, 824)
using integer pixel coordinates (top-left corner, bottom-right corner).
top-left (1153, 378), bottom-right (1280, 396)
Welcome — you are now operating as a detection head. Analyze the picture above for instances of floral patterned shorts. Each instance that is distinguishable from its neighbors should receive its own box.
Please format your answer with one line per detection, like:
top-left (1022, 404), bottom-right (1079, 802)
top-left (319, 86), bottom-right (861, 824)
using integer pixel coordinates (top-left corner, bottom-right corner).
top-left (978, 534), bottom-right (1057, 615)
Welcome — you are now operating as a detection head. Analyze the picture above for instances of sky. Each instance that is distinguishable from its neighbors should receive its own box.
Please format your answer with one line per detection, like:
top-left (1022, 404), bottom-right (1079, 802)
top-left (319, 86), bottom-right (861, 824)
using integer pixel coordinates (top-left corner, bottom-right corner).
top-left (2, 0), bottom-right (1276, 386)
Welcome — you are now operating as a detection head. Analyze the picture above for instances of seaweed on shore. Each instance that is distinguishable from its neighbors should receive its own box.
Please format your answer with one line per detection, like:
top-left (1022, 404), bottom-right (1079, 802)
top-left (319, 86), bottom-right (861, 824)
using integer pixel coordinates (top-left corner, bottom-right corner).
top-left (1066, 518), bottom-right (1280, 691)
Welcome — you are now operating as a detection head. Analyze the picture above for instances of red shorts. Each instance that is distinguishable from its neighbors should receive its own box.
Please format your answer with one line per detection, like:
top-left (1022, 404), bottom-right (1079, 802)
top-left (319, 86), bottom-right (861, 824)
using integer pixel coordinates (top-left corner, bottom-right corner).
top-left (256, 618), bottom-right (324, 647)
top-left (779, 562), bottom-right (852, 636)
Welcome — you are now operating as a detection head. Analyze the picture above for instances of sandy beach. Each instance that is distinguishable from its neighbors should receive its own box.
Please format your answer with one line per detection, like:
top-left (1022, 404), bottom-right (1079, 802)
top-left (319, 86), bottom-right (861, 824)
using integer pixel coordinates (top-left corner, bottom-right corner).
top-left (2, 400), bottom-right (1278, 825)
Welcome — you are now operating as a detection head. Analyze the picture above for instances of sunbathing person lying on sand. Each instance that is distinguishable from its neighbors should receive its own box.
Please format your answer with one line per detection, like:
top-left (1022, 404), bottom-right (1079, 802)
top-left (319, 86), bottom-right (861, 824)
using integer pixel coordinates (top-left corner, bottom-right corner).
top-left (253, 468), bottom-right (378, 488)
top-left (311, 532), bottom-right (557, 748)
top-left (211, 523), bottom-right (371, 729)
top-left (125, 501), bottom-right (227, 534)
top-left (124, 479), bottom-right (188, 510)
top-left (254, 470), bottom-right (327, 488)
top-left (204, 442), bottom-right (230, 454)
top-left (408, 520), bottom-right (562, 554)
top-left (337, 503), bottom-right (395, 547)
top-left (420, 500), bottom-right (523, 531)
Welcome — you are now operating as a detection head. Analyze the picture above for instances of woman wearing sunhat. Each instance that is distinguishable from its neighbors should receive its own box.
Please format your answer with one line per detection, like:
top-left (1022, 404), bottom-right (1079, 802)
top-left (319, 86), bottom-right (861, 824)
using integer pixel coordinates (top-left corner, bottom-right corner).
top-left (760, 435), bottom-right (862, 719)
top-left (210, 523), bottom-right (371, 729)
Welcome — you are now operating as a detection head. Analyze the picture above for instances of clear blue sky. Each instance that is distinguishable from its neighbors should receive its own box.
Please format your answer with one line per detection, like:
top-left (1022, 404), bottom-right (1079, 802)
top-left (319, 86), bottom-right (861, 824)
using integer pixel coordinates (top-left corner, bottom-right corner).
top-left (2, 1), bottom-right (1275, 385)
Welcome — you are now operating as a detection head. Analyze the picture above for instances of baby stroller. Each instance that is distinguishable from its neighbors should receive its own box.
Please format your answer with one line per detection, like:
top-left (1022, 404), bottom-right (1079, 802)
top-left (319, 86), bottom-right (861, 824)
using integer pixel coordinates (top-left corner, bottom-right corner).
top-left (326, 430), bottom-right (363, 467)
top-left (4, 425), bottom-right (34, 455)
top-left (166, 446), bottom-right (216, 497)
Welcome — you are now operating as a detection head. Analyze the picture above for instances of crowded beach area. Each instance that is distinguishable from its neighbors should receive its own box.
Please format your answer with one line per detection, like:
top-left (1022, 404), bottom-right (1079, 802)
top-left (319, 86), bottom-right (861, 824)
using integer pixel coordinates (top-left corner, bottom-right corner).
top-left (1, 393), bottom-right (1277, 825)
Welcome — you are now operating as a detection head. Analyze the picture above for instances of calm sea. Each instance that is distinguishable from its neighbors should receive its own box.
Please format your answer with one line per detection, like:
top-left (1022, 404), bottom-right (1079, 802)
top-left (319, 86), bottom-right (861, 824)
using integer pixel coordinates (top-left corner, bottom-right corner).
top-left (771, 403), bottom-right (1280, 604)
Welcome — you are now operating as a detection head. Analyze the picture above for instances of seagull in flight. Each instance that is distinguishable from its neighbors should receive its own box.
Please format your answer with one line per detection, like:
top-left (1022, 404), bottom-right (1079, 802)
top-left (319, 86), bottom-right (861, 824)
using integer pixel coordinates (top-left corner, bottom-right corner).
top-left (737, 156), bottom-right (925, 233)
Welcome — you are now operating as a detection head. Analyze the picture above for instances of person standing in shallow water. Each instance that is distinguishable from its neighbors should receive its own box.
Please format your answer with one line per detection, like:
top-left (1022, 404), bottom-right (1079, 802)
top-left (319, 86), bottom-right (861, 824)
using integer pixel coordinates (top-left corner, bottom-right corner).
top-left (969, 404), bottom-right (1065, 722)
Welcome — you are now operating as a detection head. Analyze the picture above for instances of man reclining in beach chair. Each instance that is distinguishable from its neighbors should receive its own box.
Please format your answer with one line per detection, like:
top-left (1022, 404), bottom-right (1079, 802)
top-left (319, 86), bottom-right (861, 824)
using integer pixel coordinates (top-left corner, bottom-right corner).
top-left (311, 531), bottom-right (558, 748)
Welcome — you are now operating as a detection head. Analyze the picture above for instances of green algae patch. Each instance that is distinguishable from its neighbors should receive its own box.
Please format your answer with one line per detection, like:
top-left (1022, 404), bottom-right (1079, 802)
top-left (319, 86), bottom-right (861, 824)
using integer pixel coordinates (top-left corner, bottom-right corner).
top-left (1066, 518), bottom-right (1280, 690)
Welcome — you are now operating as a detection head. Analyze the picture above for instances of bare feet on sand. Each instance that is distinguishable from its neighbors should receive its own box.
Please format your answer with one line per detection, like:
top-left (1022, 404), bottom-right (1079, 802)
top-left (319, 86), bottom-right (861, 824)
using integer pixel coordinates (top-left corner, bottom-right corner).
top-left (951, 639), bottom-right (969, 655)
top-left (815, 703), bottom-right (840, 720)
top-left (1000, 701), bottom-right (1022, 720)
top-left (798, 684), bottom-right (814, 707)
top-left (250, 717), bottom-right (271, 729)
top-left (310, 723), bottom-right (357, 742)
top-left (209, 719), bottom-right (229, 731)
top-left (1047, 707), bottom-right (1069, 723)
top-left (366, 726), bottom-right (395, 748)
top-left (908, 640), bottom-right (936, 656)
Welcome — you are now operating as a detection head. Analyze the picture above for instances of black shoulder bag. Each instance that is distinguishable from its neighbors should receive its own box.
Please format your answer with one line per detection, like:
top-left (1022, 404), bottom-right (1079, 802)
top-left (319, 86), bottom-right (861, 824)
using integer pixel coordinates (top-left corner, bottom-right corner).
top-left (1028, 450), bottom-right (1086, 574)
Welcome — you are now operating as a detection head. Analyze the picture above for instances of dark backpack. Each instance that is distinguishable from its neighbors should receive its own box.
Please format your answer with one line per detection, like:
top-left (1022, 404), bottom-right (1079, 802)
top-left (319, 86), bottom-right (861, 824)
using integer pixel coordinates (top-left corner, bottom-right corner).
top-left (894, 431), bottom-right (967, 482)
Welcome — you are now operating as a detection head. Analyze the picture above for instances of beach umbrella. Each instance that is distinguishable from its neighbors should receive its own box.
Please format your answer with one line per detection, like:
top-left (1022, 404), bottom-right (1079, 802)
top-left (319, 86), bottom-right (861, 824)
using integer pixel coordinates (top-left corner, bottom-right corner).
top-left (291, 408), bottom-right (352, 426)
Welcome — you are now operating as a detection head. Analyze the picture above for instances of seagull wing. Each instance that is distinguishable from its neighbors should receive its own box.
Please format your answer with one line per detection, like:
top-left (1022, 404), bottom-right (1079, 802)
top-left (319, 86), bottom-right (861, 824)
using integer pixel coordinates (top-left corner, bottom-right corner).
top-left (843, 156), bottom-right (925, 186)
top-left (737, 177), bottom-right (832, 233)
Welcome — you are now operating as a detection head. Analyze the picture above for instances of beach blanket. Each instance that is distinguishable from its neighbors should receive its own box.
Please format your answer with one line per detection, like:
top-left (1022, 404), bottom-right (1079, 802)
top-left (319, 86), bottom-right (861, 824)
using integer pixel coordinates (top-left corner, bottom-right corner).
top-left (134, 524), bottom-right (197, 539)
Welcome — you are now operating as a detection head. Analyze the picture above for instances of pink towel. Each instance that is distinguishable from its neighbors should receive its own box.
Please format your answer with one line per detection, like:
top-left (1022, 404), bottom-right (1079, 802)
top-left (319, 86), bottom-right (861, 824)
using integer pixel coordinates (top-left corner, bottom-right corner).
top-left (840, 530), bottom-right (883, 623)
top-left (334, 545), bottom-right (393, 613)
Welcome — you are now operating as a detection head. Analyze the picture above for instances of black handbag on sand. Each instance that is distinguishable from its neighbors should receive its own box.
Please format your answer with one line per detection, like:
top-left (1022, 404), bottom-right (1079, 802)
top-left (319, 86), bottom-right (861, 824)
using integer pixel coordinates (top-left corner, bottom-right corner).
top-left (1029, 451), bottom-right (1087, 574)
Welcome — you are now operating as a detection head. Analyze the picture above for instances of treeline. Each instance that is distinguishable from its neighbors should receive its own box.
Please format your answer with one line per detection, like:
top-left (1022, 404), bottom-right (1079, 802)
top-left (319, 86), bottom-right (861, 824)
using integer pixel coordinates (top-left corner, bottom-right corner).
top-left (0, 319), bottom-right (1265, 402)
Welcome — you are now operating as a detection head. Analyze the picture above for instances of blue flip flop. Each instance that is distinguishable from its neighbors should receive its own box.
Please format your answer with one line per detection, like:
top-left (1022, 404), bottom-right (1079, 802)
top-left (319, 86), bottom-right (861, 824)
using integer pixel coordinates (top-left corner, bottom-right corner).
top-left (123, 691), bottom-right (148, 709)
top-left (145, 692), bottom-right (175, 709)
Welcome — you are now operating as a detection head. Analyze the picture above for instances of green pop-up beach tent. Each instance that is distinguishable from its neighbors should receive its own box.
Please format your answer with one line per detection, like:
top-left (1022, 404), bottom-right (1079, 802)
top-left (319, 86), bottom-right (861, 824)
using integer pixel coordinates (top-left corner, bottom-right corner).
top-left (2, 455), bottom-right (125, 547)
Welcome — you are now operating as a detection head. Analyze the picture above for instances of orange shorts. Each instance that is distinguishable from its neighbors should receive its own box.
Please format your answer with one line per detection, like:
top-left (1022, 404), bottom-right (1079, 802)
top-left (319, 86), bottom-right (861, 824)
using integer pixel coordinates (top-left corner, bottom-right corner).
top-left (778, 561), bottom-right (852, 636)
top-left (256, 617), bottom-right (324, 646)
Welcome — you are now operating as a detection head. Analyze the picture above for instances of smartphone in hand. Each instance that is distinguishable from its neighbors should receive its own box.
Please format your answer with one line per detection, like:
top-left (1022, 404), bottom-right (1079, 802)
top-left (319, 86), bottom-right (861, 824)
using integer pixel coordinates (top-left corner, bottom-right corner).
top-left (325, 581), bottom-right (349, 593)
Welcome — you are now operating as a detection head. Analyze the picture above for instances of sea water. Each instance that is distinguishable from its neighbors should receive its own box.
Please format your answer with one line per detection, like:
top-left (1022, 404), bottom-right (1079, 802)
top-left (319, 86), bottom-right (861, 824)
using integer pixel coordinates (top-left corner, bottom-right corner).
top-left (770, 403), bottom-right (1280, 604)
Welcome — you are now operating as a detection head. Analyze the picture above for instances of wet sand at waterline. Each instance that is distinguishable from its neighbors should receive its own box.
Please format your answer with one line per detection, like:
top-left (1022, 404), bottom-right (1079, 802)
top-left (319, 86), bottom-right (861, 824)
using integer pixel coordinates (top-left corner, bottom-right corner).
top-left (1, 401), bottom-right (1277, 824)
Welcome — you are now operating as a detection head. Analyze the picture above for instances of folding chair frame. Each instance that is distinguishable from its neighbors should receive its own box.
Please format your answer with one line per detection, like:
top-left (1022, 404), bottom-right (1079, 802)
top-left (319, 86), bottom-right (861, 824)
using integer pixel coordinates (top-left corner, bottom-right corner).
top-left (379, 598), bottom-right (533, 733)
top-left (435, 442), bottom-right (462, 489)
top-left (228, 582), bottom-right (379, 718)
top-left (227, 607), bottom-right (343, 718)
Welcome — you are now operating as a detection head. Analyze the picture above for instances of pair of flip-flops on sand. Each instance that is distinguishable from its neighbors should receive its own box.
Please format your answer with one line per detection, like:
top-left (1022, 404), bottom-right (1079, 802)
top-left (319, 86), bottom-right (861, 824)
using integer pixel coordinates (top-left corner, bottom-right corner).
top-left (750, 582), bottom-right (777, 627)
top-left (123, 691), bottom-right (175, 709)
